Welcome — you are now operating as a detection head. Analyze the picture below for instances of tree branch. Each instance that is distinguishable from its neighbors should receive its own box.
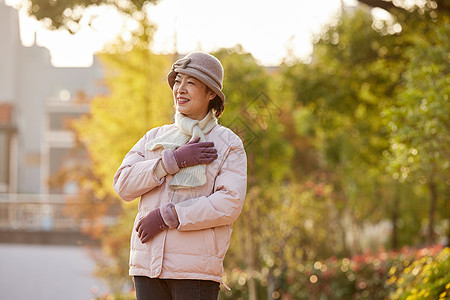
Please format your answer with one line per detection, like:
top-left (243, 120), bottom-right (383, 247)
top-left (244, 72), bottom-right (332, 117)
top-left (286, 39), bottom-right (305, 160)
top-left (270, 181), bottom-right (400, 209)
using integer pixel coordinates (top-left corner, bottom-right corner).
top-left (357, 0), bottom-right (399, 12)
top-left (358, 0), bottom-right (450, 14)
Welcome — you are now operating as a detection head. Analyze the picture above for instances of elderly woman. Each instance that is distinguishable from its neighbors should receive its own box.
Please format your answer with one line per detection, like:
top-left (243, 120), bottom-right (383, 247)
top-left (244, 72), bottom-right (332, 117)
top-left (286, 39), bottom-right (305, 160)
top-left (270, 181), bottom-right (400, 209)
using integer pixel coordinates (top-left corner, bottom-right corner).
top-left (113, 51), bottom-right (247, 300)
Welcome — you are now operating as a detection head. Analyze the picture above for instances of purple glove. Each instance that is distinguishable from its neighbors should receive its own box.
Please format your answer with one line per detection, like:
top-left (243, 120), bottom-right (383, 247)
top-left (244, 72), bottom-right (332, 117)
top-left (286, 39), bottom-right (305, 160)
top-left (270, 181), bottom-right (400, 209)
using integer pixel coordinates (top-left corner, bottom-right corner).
top-left (135, 208), bottom-right (168, 243)
top-left (174, 137), bottom-right (218, 168)
top-left (161, 137), bottom-right (218, 174)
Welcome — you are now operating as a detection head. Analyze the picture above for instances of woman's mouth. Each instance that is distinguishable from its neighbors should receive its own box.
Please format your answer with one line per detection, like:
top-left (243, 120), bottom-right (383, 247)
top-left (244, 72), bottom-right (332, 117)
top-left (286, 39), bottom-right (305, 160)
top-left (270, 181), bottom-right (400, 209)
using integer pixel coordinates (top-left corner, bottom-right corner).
top-left (177, 97), bottom-right (189, 104)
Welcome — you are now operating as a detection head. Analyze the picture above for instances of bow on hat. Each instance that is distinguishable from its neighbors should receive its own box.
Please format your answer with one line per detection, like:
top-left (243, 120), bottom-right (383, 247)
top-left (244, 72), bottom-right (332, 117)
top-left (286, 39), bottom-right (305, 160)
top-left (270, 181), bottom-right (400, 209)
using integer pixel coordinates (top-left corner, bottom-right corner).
top-left (172, 58), bottom-right (191, 70)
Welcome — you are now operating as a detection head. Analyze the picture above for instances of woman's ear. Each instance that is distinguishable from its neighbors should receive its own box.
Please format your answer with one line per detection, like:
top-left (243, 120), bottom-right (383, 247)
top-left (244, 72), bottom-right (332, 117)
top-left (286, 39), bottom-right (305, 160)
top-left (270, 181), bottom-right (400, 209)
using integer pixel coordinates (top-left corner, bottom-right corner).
top-left (208, 91), bottom-right (217, 101)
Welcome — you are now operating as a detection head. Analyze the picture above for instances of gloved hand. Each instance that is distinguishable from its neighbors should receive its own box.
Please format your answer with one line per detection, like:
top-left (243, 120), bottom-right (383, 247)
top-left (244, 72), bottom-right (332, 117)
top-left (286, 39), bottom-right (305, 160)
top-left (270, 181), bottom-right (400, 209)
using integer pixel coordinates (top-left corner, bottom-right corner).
top-left (161, 137), bottom-right (218, 175)
top-left (136, 208), bottom-right (168, 243)
top-left (174, 137), bottom-right (218, 168)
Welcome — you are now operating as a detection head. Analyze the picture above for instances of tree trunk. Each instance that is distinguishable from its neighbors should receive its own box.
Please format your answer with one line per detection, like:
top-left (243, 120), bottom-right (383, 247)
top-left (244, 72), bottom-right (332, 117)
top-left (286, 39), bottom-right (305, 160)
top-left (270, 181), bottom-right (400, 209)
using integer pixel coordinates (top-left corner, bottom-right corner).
top-left (246, 207), bottom-right (257, 300)
top-left (446, 185), bottom-right (450, 247)
top-left (392, 190), bottom-right (400, 250)
top-left (427, 178), bottom-right (438, 245)
top-left (267, 274), bottom-right (276, 300)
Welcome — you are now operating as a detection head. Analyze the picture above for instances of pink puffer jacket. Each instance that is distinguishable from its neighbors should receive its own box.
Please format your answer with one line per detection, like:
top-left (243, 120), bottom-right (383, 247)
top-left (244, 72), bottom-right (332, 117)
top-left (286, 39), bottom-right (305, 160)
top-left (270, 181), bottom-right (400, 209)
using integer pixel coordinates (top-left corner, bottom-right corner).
top-left (113, 123), bottom-right (247, 284)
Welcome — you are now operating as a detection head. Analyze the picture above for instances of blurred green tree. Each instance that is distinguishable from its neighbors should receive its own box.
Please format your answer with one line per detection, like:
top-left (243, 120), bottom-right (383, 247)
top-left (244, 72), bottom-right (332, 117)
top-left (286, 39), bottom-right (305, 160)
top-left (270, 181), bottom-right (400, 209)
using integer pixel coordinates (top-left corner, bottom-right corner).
top-left (282, 7), bottom-right (405, 253)
top-left (281, 1), bottom-right (449, 252)
top-left (382, 18), bottom-right (450, 244)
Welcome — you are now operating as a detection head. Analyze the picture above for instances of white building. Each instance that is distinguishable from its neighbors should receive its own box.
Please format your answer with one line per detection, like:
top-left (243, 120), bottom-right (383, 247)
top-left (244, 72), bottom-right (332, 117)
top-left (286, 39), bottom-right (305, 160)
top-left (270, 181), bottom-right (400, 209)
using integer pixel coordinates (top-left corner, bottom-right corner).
top-left (0, 1), bottom-right (105, 195)
top-left (0, 5), bottom-right (114, 299)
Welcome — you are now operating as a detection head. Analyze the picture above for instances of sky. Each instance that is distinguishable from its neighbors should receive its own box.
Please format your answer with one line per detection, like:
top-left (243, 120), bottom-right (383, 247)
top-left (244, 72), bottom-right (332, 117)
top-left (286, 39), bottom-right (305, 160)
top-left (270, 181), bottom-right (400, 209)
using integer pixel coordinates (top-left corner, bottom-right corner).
top-left (5, 0), bottom-right (359, 67)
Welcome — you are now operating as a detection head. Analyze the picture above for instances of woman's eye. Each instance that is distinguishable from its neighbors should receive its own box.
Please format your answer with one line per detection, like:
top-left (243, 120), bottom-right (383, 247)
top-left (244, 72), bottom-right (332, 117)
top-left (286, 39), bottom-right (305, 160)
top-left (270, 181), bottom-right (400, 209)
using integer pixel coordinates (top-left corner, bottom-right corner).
top-left (188, 81), bottom-right (195, 85)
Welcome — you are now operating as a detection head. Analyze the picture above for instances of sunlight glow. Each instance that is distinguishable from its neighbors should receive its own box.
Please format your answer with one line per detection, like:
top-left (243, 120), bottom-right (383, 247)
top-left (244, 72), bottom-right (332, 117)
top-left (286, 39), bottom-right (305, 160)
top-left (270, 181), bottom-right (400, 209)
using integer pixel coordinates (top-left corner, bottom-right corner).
top-left (6, 0), bottom-right (359, 67)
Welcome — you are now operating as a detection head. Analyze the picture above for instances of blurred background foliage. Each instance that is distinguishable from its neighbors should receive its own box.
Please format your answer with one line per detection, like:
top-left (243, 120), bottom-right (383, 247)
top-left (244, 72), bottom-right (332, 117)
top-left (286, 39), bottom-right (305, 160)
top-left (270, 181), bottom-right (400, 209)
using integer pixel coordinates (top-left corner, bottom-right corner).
top-left (28, 0), bottom-right (450, 298)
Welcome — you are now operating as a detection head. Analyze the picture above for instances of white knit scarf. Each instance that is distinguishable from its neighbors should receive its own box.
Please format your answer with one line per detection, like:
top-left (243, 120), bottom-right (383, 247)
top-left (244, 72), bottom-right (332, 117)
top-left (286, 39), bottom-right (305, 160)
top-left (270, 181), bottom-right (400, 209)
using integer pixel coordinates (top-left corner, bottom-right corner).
top-left (145, 111), bottom-right (218, 189)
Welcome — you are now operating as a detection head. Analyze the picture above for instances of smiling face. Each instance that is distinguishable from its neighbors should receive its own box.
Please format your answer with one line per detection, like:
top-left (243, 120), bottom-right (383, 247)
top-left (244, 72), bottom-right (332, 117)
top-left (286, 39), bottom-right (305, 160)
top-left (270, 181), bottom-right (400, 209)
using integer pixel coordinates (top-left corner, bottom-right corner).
top-left (172, 73), bottom-right (217, 120)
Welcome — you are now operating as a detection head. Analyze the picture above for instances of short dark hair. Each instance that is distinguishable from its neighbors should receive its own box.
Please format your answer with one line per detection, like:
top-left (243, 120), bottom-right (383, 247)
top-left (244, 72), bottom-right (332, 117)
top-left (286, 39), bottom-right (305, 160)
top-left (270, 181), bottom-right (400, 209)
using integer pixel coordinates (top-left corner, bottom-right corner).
top-left (206, 87), bottom-right (224, 118)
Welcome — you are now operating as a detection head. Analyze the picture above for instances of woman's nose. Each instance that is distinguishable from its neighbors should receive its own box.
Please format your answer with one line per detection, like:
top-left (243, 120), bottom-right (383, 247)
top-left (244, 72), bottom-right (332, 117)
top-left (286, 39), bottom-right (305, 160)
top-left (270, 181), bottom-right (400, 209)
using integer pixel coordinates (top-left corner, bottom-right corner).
top-left (178, 81), bottom-right (187, 92)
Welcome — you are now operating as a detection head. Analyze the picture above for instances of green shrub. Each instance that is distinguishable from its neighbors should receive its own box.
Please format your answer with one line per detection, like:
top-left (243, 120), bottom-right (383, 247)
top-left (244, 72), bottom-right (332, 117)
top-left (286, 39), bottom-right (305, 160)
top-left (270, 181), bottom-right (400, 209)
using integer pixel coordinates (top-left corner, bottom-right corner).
top-left (221, 245), bottom-right (446, 299)
top-left (284, 245), bottom-right (446, 300)
top-left (388, 247), bottom-right (450, 300)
